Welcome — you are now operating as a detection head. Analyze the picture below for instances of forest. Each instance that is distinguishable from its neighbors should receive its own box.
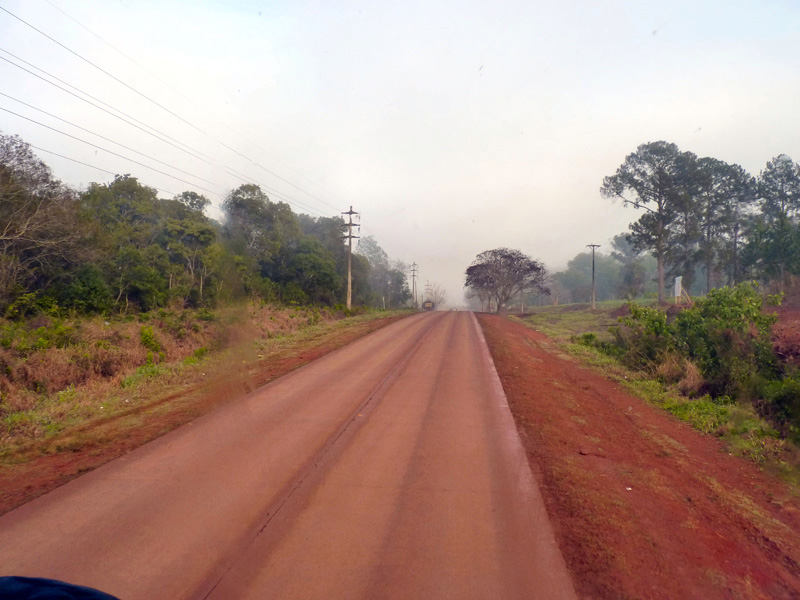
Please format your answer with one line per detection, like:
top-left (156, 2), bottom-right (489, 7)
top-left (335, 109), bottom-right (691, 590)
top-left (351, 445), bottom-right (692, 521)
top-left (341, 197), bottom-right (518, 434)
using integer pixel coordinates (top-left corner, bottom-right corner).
top-left (547, 141), bottom-right (800, 306)
top-left (0, 133), bottom-right (411, 318)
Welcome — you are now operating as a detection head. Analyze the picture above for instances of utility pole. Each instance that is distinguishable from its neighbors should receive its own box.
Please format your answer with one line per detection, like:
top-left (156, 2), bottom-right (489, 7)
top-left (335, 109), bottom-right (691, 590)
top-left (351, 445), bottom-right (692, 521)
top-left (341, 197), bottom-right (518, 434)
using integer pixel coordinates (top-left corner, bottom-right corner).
top-left (587, 244), bottom-right (600, 310)
top-left (342, 206), bottom-right (360, 310)
top-left (410, 262), bottom-right (418, 308)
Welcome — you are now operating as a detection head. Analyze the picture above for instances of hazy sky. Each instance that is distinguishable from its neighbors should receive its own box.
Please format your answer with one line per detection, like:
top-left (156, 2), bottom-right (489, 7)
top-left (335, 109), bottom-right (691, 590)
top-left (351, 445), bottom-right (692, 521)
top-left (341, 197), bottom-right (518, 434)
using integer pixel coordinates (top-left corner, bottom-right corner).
top-left (2, 0), bottom-right (799, 305)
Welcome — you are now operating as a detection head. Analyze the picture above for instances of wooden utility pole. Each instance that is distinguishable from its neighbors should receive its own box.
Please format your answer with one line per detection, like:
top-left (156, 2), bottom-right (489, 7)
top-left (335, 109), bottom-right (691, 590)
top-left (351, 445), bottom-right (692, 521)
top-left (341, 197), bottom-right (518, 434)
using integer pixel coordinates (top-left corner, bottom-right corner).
top-left (410, 262), bottom-right (418, 308)
top-left (587, 244), bottom-right (600, 310)
top-left (342, 206), bottom-right (360, 310)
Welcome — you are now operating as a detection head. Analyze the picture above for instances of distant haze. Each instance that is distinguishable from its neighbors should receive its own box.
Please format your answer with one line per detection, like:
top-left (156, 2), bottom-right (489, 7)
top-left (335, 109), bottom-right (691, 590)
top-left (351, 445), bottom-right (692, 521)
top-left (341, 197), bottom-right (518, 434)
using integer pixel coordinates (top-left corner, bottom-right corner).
top-left (2, 0), bottom-right (799, 306)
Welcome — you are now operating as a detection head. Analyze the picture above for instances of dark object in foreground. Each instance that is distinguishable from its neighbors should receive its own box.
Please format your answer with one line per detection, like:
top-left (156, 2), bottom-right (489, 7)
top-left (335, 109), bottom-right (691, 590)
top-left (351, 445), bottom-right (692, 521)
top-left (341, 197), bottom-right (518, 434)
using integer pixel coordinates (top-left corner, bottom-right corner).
top-left (0, 577), bottom-right (120, 599)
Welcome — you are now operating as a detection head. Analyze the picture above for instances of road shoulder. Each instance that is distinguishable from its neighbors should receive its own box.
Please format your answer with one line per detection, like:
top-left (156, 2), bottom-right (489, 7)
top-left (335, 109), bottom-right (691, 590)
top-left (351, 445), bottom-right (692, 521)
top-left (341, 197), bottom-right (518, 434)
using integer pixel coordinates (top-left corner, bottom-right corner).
top-left (478, 313), bottom-right (800, 599)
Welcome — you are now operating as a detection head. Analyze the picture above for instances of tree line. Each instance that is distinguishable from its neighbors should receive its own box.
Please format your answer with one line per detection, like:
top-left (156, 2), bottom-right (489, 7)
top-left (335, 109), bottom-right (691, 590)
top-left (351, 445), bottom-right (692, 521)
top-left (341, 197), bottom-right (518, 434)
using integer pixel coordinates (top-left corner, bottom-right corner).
top-left (0, 133), bottom-right (410, 317)
top-left (549, 141), bottom-right (800, 305)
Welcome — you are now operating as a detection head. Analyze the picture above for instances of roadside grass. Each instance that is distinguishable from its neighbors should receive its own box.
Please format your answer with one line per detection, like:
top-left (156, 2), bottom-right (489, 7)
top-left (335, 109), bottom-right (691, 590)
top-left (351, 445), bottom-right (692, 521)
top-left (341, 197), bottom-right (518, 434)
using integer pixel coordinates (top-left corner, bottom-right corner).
top-left (0, 306), bottom-right (410, 464)
top-left (515, 302), bottom-right (799, 483)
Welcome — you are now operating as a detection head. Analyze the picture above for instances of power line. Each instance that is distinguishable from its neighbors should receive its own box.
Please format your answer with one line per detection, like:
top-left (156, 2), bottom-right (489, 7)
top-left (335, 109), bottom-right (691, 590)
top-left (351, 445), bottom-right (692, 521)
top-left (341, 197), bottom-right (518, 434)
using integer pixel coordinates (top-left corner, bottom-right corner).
top-left (0, 48), bottom-right (338, 216)
top-left (0, 6), bottom-right (346, 216)
top-left (1, 92), bottom-right (219, 189)
top-left (0, 47), bottom-right (264, 190)
top-left (0, 5), bottom-right (206, 137)
top-left (45, 0), bottom-right (347, 211)
top-left (29, 144), bottom-right (177, 196)
top-left (0, 106), bottom-right (219, 196)
top-left (0, 50), bottom-right (212, 167)
top-left (1, 4), bottom-right (344, 214)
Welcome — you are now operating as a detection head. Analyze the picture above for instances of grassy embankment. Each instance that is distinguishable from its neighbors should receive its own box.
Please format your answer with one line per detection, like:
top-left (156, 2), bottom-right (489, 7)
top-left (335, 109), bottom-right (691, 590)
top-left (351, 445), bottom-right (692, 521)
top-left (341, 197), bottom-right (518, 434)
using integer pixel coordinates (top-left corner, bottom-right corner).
top-left (518, 301), bottom-right (800, 485)
top-left (0, 304), bottom-right (410, 466)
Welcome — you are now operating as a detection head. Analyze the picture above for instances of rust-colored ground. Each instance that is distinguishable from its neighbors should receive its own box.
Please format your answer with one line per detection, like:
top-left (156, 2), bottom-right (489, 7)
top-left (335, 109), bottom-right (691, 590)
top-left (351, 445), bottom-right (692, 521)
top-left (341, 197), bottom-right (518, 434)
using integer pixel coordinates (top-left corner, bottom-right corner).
top-left (773, 306), bottom-right (800, 366)
top-left (0, 315), bottom-right (406, 516)
top-left (478, 313), bottom-right (800, 600)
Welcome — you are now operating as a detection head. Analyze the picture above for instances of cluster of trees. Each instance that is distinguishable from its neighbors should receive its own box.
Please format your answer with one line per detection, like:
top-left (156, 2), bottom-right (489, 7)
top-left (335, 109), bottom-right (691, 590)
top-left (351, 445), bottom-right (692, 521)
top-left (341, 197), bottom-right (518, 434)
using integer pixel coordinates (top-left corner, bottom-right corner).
top-left (549, 235), bottom-right (658, 305)
top-left (465, 248), bottom-right (549, 312)
top-left (0, 133), bottom-right (411, 317)
top-left (548, 141), bottom-right (800, 306)
top-left (601, 141), bottom-right (800, 302)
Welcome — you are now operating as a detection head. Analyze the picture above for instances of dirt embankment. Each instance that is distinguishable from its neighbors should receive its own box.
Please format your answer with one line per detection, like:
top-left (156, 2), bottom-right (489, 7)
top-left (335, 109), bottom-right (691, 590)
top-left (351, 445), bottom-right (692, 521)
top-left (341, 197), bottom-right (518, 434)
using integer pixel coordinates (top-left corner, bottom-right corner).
top-left (0, 312), bottom-right (408, 515)
top-left (479, 313), bottom-right (800, 600)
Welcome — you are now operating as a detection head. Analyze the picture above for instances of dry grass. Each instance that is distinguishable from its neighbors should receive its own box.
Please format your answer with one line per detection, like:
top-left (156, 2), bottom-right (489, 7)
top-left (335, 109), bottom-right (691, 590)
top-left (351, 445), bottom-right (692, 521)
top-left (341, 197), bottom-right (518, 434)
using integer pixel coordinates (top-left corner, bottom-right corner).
top-left (0, 305), bottom-right (407, 454)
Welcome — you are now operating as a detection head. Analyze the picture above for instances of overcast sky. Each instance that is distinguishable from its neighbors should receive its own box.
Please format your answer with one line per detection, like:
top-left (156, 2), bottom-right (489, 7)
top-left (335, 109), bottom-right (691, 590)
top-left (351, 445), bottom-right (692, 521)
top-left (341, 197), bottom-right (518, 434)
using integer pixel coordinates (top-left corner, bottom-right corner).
top-left (2, 0), bottom-right (799, 305)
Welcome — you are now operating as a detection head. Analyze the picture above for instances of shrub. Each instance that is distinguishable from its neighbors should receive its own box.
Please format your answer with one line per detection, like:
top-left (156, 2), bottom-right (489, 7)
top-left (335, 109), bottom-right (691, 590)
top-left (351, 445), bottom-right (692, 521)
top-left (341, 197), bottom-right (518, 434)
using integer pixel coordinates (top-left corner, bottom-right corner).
top-left (139, 325), bottom-right (162, 354)
top-left (672, 283), bottom-right (777, 396)
top-left (613, 303), bottom-right (672, 369)
top-left (61, 265), bottom-right (113, 314)
top-left (610, 283), bottom-right (777, 398)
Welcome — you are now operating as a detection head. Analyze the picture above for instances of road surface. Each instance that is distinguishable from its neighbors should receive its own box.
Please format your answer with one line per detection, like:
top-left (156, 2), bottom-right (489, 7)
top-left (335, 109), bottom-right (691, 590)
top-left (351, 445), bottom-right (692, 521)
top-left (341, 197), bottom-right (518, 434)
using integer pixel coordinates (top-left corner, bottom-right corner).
top-left (0, 312), bottom-right (575, 599)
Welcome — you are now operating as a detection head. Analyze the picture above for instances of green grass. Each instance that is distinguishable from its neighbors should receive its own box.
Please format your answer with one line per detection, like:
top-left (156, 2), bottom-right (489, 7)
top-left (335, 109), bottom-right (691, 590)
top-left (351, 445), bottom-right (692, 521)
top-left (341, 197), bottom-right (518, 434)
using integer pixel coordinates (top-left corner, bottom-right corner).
top-left (520, 300), bottom-right (639, 341)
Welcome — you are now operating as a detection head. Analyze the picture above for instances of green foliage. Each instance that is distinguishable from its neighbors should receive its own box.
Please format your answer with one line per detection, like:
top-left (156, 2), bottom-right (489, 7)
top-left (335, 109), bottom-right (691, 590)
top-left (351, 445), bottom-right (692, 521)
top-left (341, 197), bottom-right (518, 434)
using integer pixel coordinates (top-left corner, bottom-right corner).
top-left (182, 346), bottom-right (209, 366)
top-left (756, 376), bottom-right (800, 439)
top-left (612, 303), bottom-right (672, 368)
top-left (672, 283), bottom-right (777, 395)
top-left (197, 308), bottom-right (215, 321)
top-left (139, 325), bottom-right (162, 354)
top-left (1, 134), bottom-right (412, 315)
top-left (4, 292), bottom-right (59, 320)
top-left (120, 362), bottom-right (168, 388)
top-left (554, 252), bottom-right (621, 303)
top-left (61, 265), bottom-right (113, 314)
top-left (595, 282), bottom-right (800, 438)
top-left (609, 283), bottom-right (776, 397)
top-left (0, 319), bottom-right (77, 356)
top-left (662, 395), bottom-right (732, 434)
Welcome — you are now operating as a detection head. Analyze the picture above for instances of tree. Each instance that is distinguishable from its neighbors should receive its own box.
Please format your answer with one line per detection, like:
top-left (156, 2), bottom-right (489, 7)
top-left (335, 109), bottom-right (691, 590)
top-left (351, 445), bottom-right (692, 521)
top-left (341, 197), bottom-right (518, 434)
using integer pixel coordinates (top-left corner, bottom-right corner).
top-left (163, 213), bottom-right (217, 304)
top-left (222, 184), bottom-right (300, 270)
top-left (745, 155), bottom-right (800, 289)
top-left (601, 141), bottom-right (689, 302)
top-left (693, 158), bottom-right (756, 291)
top-left (465, 248), bottom-right (548, 314)
top-left (610, 234), bottom-right (649, 299)
top-left (221, 184), bottom-right (301, 302)
top-left (81, 175), bottom-right (170, 312)
top-left (717, 164), bottom-right (757, 286)
top-left (276, 237), bottom-right (342, 304)
top-left (356, 236), bottom-right (410, 308)
top-left (174, 190), bottom-right (210, 213)
top-left (664, 151), bottom-right (700, 294)
top-left (554, 251), bottom-right (620, 303)
top-left (0, 134), bottom-right (87, 312)
top-left (81, 174), bottom-right (161, 250)
top-left (425, 282), bottom-right (448, 308)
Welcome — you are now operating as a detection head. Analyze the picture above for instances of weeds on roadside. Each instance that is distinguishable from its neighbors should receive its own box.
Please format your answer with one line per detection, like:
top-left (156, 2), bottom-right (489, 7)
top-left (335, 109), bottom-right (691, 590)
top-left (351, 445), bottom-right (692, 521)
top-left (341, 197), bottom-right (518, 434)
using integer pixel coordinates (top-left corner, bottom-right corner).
top-left (524, 286), bottom-right (797, 472)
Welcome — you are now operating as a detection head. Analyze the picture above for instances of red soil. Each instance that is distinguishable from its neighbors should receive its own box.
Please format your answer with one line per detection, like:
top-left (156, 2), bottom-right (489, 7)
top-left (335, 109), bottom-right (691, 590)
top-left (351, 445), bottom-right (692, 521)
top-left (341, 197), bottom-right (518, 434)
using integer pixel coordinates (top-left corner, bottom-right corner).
top-left (773, 306), bottom-right (800, 366)
top-left (478, 313), bottom-right (800, 600)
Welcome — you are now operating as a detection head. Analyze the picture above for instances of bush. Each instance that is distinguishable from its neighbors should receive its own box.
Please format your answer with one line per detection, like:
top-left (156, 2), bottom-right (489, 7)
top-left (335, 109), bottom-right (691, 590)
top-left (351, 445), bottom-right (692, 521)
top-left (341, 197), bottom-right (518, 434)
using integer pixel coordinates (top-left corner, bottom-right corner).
top-left (756, 376), bottom-right (800, 437)
top-left (139, 325), bottom-right (162, 354)
top-left (614, 303), bottom-right (672, 369)
top-left (610, 283), bottom-right (777, 398)
top-left (60, 265), bottom-right (113, 314)
top-left (672, 283), bottom-right (777, 396)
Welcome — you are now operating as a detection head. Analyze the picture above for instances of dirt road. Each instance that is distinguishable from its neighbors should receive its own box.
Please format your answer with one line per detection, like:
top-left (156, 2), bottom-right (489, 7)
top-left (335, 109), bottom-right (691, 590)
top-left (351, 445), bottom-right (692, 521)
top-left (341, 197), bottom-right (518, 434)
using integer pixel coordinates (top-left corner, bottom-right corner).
top-left (0, 312), bottom-right (575, 599)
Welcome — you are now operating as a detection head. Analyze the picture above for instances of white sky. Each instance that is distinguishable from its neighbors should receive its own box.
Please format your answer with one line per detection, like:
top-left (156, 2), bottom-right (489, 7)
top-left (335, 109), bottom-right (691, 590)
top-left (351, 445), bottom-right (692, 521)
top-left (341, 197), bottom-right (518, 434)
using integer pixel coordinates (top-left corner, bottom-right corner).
top-left (1, 0), bottom-right (799, 306)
